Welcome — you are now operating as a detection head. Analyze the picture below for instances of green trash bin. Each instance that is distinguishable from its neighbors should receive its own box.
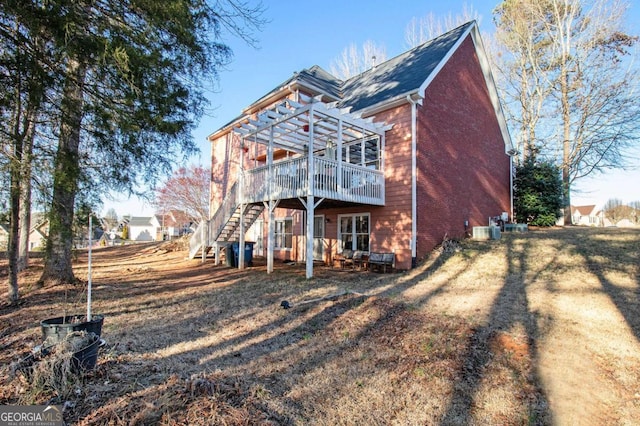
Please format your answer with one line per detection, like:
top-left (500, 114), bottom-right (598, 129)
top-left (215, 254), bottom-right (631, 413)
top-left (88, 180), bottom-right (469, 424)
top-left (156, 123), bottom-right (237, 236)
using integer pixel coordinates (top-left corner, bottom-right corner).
top-left (225, 243), bottom-right (236, 267)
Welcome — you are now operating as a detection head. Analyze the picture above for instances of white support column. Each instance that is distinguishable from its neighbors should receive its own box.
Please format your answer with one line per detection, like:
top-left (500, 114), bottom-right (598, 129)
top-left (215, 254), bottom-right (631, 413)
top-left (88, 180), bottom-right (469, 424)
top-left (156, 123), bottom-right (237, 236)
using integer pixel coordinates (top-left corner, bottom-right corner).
top-left (337, 118), bottom-right (343, 194)
top-left (380, 133), bottom-right (386, 197)
top-left (267, 125), bottom-right (275, 273)
top-left (306, 107), bottom-right (315, 279)
top-left (214, 241), bottom-right (220, 266)
top-left (201, 218), bottom-right (207, 264)
top-left (265, 200), bottom-right (279, 273)
top-left (239, 205), bottom-right (245, 269)
top-left (238, 141), bottom-right (245, 270)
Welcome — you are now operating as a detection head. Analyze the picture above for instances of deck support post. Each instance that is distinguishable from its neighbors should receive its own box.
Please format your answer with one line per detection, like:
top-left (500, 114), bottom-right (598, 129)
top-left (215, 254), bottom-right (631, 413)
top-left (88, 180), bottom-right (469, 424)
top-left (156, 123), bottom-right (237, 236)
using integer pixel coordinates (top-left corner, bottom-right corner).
top-left (337, 118), bottom-right (343, 196)
top-left (238, 141), bottom-right (246, 270)
top-left (264, 199), bottom-right (279, 273)
top-left (305, 104), bottom-right (316, 279)
top-left (201, 219), bottom-right (207, 264)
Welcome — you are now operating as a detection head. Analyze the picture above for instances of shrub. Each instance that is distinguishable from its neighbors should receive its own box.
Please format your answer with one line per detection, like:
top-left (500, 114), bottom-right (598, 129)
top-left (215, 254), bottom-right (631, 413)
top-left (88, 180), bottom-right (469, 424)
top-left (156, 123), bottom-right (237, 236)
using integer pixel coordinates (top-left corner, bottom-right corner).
top-left (514, 159), bottom-right (562, 226)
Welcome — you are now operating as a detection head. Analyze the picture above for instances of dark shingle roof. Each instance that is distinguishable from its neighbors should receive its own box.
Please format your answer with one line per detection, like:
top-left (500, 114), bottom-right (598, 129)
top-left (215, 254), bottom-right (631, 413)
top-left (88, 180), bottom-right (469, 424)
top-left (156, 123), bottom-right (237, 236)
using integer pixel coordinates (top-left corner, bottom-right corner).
top-left (295, 65), bottom-right (343, 99)
top-left (339, 22), bottom-right (473, 111)
top-left (212, 22), bottom-right (474, 135)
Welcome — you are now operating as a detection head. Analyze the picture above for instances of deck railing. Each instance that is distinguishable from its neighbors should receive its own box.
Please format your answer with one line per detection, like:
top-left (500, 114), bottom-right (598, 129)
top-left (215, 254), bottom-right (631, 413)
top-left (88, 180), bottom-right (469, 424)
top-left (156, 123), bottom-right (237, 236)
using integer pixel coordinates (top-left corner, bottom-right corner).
top-left (241, 156), bottom-right (384, 205)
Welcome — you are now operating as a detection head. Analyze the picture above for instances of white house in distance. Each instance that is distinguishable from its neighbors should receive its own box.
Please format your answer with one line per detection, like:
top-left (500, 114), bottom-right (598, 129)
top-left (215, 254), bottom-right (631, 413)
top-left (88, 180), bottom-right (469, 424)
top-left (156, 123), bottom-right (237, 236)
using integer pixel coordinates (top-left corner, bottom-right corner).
top-left (126, 216), bottom-right (161, 241)
top-left (571, 205), bottom-right (601, 226)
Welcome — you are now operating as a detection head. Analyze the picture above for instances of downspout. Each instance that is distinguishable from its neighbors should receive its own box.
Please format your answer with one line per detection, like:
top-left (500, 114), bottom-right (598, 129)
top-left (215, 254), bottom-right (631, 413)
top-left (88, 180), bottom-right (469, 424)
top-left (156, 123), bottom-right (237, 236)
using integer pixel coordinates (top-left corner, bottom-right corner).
top-left (406, 94), bottom-right (418, 268)
top-left (510, 155), bottom-right (514, 221)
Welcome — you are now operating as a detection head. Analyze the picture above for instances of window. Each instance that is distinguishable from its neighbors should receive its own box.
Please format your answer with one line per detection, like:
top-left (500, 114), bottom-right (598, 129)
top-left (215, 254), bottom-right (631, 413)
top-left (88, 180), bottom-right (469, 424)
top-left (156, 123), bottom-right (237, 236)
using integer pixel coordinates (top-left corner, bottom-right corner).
top-left (338, 213), bottom-right (370, 251)
top-left (275, 218), bottom-right (293, 249)
top-left (341, 137), bottom-right (380, 170)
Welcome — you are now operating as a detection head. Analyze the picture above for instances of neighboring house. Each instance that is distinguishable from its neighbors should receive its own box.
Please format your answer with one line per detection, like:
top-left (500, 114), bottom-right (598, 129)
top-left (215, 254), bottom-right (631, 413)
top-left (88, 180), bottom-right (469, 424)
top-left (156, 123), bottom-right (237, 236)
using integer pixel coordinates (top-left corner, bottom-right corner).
top-left (28, 219), bottom-right (49, 250)
top-left (127, 216), bottom-right (161, 242)
top-left (571, 205), bottom-right (602, 226)
top-left (192, 21), bottom-right (514, 277)
top-left (1, 213), bottom-right (49, 251)
top-left (157, 210), bottom-right (193, 240)
top-left (98, 232), bottom-right (124, 246)
top-left (0, 223), bottom-right (8, 251)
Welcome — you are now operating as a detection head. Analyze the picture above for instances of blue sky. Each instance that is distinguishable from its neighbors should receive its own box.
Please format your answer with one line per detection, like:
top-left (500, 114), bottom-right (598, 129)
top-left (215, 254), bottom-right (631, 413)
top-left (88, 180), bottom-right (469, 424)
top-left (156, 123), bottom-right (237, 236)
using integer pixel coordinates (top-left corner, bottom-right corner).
top-left (106, 0), bottom-right (640, 216)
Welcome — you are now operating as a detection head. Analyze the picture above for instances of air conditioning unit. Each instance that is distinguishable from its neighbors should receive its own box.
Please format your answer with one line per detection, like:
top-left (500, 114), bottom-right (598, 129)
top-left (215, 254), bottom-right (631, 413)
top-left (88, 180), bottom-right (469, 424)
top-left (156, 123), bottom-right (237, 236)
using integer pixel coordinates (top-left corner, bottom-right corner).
top-left (504, 224), bottom-right (516, 232)
top-left (490, 226), bottom-right (502, 239)
top-left (473, 226), bottom-right (501, 240)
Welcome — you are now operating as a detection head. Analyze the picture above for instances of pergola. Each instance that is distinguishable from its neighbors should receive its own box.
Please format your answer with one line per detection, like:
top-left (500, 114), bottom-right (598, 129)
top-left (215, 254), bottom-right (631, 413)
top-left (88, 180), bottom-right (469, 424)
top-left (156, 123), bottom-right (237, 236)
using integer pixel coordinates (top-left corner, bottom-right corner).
top-left (231, 93), bottom-right (391, 278)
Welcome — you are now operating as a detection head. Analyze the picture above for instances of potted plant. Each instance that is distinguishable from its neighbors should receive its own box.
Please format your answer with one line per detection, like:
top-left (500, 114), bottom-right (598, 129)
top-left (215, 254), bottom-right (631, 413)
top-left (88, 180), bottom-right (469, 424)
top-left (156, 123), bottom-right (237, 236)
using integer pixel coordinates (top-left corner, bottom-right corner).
top-left (39, 215), bottom-right (104, 370)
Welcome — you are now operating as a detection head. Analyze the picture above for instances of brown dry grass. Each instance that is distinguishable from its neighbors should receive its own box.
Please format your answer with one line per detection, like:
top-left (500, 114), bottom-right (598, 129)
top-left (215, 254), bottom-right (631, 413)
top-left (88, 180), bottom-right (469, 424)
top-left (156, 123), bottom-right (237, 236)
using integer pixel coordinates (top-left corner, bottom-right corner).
top-left (1, 227), bottom-right (639, 425)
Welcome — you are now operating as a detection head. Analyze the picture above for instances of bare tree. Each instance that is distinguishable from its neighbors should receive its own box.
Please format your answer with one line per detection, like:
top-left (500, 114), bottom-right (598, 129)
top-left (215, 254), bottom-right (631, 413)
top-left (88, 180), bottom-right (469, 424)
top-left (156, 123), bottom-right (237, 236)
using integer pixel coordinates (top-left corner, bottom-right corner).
top-left (492, 0), bottom-right (554, 162)
top-left (404, 3), bottom-right (481, 48)
top-left (492, 0), bottom-right (640, 225)
top-left (630, 200), bottom-right (640, 224)
top-left (329, 40), bottom-right (387, 80)
top-left (155, 165), bottom-right (210, 224)
top-left (102, 208), bottom-right (119, 231)
top-left (603, 198), bottom-right (636, 223)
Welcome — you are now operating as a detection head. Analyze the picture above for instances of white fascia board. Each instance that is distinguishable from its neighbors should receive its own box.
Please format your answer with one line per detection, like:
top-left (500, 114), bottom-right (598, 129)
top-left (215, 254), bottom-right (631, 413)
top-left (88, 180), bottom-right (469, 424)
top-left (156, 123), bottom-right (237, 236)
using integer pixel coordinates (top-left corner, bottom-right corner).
top-left (468, 24), bottom-right (515, 155)
top-left (353, 90), bottom-right (419, 119)
top-left (415, 23), bottom-right (475, 99)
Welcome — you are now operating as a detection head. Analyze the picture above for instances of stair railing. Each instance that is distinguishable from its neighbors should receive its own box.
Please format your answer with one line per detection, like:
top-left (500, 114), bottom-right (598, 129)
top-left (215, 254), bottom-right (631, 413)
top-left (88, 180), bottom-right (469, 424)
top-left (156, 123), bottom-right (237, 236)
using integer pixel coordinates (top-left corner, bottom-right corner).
top-left (208, 181), bottom-right (239, 244)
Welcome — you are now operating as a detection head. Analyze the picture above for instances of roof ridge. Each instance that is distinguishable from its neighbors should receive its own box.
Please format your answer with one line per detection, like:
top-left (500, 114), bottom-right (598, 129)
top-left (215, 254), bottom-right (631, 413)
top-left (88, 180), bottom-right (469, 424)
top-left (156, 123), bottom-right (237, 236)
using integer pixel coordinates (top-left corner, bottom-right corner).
top-left (343, 20), bottom-right (476, 85)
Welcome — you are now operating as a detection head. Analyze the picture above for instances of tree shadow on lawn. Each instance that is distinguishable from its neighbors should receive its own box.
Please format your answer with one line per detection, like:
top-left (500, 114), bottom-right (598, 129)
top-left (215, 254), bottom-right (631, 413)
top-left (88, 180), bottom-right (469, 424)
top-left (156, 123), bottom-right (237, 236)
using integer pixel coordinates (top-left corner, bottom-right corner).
top-left (74, 293), bottom-right (374, 423)
top-left (440, 232), bottom-right (553, 425)
top-left (567, 228), bottom-right (640, 343)
top-left (62, 243), bottom-right (479, 423)
top-left (72, 237), bottom-right (550, 423)
top-left (75, 292), bottom-right (478, 424)
top-left (3, 235), bottom-right (557, 423)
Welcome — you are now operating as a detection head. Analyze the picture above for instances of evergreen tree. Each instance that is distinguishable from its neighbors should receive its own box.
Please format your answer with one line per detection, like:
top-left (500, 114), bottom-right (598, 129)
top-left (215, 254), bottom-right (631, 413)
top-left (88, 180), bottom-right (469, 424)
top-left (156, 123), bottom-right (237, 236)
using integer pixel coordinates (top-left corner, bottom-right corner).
top-left (514, 158), bottom-right (563, 226)
top-left (1, 0), bottom-right (264, 296)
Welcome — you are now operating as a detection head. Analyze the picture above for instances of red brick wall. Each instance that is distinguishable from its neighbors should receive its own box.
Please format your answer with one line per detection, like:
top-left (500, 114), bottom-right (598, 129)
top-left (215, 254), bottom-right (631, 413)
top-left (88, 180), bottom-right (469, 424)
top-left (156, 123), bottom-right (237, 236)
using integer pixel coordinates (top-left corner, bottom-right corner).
top-left (415, 36), bottom-right (511, 261)
top-left (210, 132), bottom-right (241, 213)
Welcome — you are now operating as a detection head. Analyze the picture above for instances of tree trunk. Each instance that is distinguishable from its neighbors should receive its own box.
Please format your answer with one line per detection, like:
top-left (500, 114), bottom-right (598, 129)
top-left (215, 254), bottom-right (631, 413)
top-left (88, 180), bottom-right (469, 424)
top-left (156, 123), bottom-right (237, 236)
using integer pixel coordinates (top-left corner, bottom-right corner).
top-left (39, 57), bottom-right (87, 286)
top-left (561, 66), bottom-right (572, 225)
top-left (7, 135), bottom-right (22, 303)
top-left (17, 119), bottom-right (35, 272)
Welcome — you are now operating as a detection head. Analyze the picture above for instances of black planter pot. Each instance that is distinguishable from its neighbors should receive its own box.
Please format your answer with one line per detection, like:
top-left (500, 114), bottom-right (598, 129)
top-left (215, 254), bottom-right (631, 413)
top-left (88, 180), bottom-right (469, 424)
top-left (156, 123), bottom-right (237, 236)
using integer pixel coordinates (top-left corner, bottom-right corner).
top-left (70, 332), bottom-right (101, 372)
top-left (16, 332), bottom-right (103, 376)
top-left (40, 314), bottom-right (104, 345)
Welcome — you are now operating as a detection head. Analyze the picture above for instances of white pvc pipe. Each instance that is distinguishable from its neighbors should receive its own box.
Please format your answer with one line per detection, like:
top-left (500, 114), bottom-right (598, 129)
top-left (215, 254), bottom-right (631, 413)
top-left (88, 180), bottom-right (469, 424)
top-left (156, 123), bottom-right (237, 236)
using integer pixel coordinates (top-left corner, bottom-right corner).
top-left (87, 215), bottom-right (92, 321)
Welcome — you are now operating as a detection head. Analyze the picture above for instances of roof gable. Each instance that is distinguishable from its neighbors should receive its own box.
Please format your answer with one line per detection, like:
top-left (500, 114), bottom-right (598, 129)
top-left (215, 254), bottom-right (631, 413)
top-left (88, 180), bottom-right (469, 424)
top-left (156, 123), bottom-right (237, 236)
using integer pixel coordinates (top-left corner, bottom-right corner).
top-left (295, 65), bottom-right (342, 99)
top-left (572, 205), bottom-right (597, 216)
top-left (128, 216), bottom-right (154, 227)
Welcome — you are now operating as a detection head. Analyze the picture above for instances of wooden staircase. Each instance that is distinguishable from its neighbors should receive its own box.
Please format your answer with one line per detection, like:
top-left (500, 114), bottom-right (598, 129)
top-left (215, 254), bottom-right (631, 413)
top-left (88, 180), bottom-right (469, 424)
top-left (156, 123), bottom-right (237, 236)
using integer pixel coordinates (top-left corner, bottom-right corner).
top-left (189, 182), bottom-right (264, 260)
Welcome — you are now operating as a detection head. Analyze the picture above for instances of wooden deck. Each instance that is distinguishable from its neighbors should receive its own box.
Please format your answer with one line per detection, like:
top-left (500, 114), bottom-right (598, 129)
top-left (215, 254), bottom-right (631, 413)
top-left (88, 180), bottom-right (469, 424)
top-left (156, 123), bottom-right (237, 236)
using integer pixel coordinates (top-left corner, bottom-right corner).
top-left (241, 156), bottom-right (385, 206)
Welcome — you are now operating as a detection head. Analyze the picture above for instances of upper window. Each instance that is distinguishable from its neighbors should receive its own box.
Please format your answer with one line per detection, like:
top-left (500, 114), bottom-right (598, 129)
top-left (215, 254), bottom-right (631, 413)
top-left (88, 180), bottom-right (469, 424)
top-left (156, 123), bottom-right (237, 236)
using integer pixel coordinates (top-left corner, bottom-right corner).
top-left (342, 137), bottom-right (380, 169)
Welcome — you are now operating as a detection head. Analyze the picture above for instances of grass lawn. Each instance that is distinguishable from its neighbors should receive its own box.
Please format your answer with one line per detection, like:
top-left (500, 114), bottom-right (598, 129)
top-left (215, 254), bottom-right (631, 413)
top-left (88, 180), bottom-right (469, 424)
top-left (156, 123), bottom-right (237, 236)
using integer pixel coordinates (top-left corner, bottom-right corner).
top-left (1, 227), bottom-right (639, 425)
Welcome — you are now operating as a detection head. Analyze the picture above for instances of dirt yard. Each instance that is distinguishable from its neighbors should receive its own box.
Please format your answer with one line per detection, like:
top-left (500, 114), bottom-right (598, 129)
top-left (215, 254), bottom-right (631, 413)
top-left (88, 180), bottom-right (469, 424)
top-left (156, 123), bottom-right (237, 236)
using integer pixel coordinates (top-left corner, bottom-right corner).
top-left (1, 227), bottom-right (639, 425)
